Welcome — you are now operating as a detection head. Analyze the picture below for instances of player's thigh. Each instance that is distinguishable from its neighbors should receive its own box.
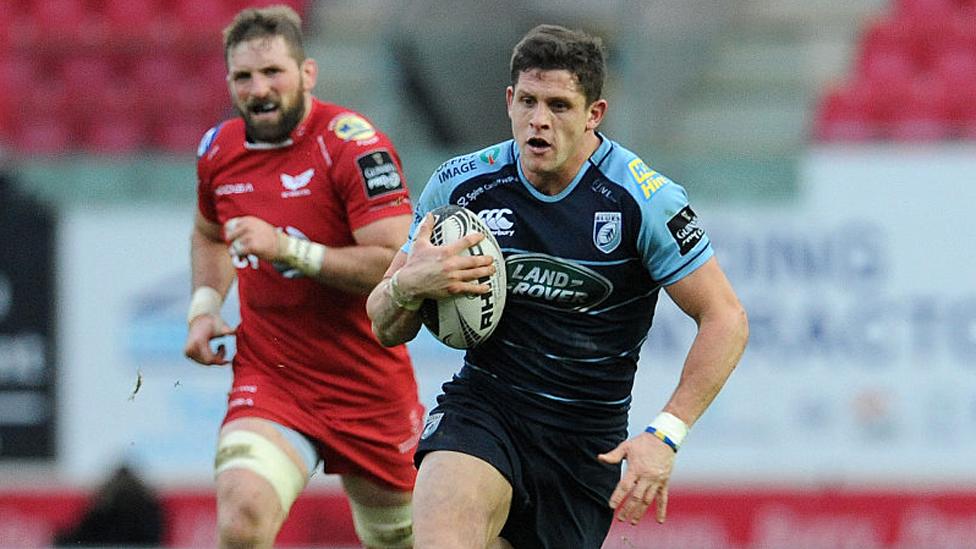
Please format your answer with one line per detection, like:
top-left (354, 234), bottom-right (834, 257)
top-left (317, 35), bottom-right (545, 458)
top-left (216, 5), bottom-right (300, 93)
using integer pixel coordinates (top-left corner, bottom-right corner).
top-left (414, 450), bottom-right (513, 543)
top-left (215, 418), bottom-right (314, 522)
top-left (341, 475), bottom-right (414, 548)
top-left (341, 475), bottom-right (411, 507)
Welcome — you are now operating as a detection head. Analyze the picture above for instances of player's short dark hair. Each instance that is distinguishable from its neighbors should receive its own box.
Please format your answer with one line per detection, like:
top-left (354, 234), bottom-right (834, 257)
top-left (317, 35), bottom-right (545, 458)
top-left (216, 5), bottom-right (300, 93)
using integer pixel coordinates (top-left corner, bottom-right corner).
top-left (510, 24), bottom-right (606, 105)
top-left (222, 5), bottom-right (306, 66)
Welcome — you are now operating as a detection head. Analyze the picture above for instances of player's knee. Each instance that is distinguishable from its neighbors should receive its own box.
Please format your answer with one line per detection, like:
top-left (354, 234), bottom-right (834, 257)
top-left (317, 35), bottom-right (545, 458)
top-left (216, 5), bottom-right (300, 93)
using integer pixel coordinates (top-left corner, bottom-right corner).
top-left (349, 500), bottom-right (414, 549)
top-left (217, 498), bottom-right (273, 549)
top-left (214, 430), bottom-right (307, 515)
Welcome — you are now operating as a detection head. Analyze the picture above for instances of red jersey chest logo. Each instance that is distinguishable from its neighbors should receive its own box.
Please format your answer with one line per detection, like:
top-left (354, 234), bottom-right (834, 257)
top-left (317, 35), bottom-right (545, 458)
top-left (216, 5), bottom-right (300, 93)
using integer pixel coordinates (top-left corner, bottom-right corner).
top-left (280, 168), bottom-right (315, 199)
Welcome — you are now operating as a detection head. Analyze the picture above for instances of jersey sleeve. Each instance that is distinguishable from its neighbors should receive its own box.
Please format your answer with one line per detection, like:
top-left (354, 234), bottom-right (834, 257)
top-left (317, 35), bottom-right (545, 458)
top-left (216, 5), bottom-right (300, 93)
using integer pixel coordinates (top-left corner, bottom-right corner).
top-left (195, 125), bottom-right (221, 223)
top-left (326, 114), bottom-right (412, 231)
top-left (636, 182), bottom-right (713, 286)
top-left (400, 165), bottom-right (455, 254)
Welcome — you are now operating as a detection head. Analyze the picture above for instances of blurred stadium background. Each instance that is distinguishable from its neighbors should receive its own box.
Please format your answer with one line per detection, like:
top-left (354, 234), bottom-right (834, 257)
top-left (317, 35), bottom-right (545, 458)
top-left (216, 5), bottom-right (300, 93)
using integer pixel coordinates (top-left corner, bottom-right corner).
top-left (2, 0), bottom-right (975, 547)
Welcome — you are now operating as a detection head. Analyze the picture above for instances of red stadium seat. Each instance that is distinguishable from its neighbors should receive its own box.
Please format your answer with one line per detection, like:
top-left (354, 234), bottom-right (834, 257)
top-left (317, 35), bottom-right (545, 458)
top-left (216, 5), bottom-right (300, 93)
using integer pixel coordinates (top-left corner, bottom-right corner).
top-left (813, 84), bottom-right (876, 142)
top-left (59, 56), bottom-right (120, 95)
top-left (11, 117), bottom-right (74, 155)
top-left (885, 77), bottom-right (953, 141)
top-left (153, 118), bottom-right (210, 153)
top-left (958, 103), bottom-right (976, 140)
top-left (170, 0), bottom-right (234, 40)
top-left (130, 56), bottom-right (184, 106)
top-left (932, 49), bottom-right (976, 133)
top-left (99, 0), bottom-right (174, 47)
top-left (85, 119), bottom-right (147, 154)
top-left (862, 13), bottom-right (957, 72)
top-left (858, 46), bottom-right (916, 85)
top-left (892, 0), bottom-right (958, 19)
top-left (102, 0), bottom-right (161, 30)
top-left (27, 0), bottom-right (96, 45)
top-left (0, 55), bottom-right (37, 97)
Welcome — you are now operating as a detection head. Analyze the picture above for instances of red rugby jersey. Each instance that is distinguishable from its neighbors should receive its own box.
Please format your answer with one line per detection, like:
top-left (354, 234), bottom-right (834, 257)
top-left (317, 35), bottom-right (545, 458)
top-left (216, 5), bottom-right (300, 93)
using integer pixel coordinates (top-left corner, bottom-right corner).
top-left (196, 99), bottom-right (417, 416)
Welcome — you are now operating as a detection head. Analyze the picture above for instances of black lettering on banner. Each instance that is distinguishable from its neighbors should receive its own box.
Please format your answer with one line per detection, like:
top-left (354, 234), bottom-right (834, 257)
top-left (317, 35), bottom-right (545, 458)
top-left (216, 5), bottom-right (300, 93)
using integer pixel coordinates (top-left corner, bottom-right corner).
top-left (357, 150), bottom-right (403, 198)
top-left (667, 205), bottom-right (704, 256)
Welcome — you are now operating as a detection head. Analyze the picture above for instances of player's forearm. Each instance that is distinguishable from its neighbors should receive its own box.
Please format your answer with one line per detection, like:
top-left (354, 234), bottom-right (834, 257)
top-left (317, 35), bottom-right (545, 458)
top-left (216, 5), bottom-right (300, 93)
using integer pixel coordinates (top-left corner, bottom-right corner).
top-left (305, 244), bottom-right (399, 295)
top-left (191, 228), bottom-right (235, 295)
top-left (366, 277), bottom-right (423, 346)
top-left (663, 304), bottom-right (748, 426)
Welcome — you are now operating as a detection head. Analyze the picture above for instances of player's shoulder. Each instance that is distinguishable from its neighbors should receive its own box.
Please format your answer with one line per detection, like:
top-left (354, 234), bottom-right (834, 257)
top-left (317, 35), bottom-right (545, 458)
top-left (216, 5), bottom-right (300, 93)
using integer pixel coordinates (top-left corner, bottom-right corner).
top-left (313, 100), bottom-right (387, 146)
top-left (429, 140), bottom-right (514, 188)
top-left (196, 118), bottom-right (244, 161)
top-left (594, 135), bottom-right (684, 205)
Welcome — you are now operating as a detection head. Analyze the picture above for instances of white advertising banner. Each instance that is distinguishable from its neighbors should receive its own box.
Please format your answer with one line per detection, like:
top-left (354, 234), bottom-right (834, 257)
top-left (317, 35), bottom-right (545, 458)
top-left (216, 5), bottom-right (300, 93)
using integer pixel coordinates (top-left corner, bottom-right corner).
top-left (653, 146), bottom-right (976, 485)
top-left (57, 146), bottom-right (976, 485)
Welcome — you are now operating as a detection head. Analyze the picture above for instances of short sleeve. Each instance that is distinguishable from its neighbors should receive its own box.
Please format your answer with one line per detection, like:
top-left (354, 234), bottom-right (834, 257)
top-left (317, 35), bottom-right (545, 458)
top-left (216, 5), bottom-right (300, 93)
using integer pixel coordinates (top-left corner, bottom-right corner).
top-left (636, 183), bottom-right (713, 286)
top-left (195, 128), bottom-right (219, 223)
top-left (400, 168), bottom-right (453, 254)
top-left (328, 118), bottom-right (412, 231)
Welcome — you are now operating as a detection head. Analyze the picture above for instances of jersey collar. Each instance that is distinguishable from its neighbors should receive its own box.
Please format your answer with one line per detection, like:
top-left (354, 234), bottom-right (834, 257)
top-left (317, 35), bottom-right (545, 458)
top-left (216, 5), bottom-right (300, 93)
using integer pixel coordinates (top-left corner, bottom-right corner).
top-left (514, 133), bottom-right (612, 202)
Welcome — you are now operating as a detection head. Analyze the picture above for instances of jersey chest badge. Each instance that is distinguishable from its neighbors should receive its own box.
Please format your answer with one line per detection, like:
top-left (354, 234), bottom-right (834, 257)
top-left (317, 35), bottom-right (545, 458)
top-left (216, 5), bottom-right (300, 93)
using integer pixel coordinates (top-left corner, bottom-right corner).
top-left (593, 212), bottom-right (622, 254)
top-left (280, 168), bottom-right (314, 199)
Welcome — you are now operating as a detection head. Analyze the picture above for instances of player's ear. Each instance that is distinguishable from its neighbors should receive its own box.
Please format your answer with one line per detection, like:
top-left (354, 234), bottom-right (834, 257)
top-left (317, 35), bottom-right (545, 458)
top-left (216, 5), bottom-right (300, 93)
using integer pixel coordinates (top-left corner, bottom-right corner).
top-left (506, 86), bottom-right (515, 117)
top-left (301, 58), bottom-right (318, 92)
top-left (586, 98), bottom-right (608, 131)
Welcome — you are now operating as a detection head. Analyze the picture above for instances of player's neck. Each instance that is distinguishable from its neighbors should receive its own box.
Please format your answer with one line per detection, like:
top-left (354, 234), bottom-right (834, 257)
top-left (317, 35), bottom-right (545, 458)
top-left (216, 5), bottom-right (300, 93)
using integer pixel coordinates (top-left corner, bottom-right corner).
top-left (524, 132), bottom-right (601, 196)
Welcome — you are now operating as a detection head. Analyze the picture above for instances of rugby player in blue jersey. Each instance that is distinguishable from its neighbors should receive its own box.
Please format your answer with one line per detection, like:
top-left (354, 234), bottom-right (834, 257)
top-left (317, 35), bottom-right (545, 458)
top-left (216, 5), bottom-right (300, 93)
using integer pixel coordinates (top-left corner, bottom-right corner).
top-left (367, 24), bottom-right (748, 548)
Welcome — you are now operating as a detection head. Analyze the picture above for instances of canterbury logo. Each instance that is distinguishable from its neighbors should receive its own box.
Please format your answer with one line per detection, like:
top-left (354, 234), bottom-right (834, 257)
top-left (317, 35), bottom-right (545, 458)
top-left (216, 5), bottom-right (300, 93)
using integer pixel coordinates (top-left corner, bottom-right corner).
top-left (280, 168), bottom-right (314, 191)
top-left (478, 208), bottom-right (514, 234)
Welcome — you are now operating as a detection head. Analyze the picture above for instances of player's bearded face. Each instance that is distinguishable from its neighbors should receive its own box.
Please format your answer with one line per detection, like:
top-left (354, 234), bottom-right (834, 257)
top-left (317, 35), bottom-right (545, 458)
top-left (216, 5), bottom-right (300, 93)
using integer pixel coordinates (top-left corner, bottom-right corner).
top-left (227, 35), bottom-right (309, 143)
top-left (238, 81), bottom-right (306, 143)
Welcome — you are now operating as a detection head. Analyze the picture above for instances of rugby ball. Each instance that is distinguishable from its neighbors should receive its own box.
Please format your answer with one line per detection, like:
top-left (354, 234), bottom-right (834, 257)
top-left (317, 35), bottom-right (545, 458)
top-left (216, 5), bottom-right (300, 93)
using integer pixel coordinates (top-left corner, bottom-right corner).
top-left (419, 205), bottom-right (507, 349)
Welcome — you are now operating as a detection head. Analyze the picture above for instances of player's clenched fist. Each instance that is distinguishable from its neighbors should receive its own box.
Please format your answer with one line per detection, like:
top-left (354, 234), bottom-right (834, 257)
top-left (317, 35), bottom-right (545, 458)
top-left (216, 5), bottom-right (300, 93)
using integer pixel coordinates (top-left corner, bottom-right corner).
top-left (224, 216), bottom-right (280, 261)
top-left (184, 314), bottom-right (235, 366)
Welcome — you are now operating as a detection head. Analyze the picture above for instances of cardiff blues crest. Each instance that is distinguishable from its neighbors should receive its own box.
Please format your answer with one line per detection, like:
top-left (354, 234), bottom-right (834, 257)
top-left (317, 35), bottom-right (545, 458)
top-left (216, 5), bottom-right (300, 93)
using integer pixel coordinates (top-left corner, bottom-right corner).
top-left (593, 212), bottom-right (622, 254)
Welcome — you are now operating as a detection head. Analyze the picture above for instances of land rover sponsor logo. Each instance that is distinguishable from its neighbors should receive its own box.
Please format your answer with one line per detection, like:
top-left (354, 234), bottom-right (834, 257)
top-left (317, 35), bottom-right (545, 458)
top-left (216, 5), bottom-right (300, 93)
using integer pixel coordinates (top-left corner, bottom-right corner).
top-left (506, 253), bottom-right (611, 312)
top-left (667, 205), bottom-right (703, 255)
top-left (357, 150), bottom-right (403, 198)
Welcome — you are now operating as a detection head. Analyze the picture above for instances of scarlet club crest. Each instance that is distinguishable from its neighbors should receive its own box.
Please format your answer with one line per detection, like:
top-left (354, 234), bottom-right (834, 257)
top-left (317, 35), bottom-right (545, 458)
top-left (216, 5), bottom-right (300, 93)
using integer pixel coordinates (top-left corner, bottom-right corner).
top-left (593, 212), bottom-right (622, 254)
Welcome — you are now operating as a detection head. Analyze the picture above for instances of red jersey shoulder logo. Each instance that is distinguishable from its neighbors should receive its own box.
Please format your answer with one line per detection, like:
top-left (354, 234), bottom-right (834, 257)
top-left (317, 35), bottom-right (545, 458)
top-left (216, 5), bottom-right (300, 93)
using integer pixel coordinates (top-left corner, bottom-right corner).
top-left (280, 168), bottom-right (314, 199)
top-left (356, 150), bottom-right (403, 198)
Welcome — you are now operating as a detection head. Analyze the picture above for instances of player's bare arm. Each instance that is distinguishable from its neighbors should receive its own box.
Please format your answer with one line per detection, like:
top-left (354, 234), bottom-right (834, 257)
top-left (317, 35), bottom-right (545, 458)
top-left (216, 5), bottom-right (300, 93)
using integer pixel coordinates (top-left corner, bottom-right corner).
top-left (599, 257), bottom-right (748, 525)
top-left (366, 213), bottom-right (495, 347)
top-left (660, 257), bottom-right (748, 426)
top-left (185, 212), bottom-right (237, 366)
top-left (223, 213), bottom-right (413, 295)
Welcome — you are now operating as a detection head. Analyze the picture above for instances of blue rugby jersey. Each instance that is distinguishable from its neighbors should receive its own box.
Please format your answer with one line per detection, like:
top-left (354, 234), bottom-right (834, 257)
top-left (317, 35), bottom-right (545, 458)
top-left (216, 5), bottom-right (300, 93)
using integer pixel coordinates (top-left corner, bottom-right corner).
top-left (405, 135), bottom-right (713, 428)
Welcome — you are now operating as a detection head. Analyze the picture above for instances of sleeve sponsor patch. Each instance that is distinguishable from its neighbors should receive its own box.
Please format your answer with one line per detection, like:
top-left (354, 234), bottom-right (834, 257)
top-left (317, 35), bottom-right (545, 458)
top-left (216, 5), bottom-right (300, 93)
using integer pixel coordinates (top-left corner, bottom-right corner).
top-left (628, 158), bottom-right (670, 199)
top-left (331, 113), bottom-right (376, 141)
top-left (667, 205), bottom-right (704, 255)
top-left (196, 124), bottom-right (221, 158)
top-left (357, 150), bottom-right (403, 198)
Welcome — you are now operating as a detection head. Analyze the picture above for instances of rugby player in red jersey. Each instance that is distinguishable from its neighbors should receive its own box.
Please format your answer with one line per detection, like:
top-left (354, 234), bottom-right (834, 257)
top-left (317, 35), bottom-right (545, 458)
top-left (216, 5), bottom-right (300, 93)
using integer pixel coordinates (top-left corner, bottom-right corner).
top-left (183, 6), bottom-right (420, 548)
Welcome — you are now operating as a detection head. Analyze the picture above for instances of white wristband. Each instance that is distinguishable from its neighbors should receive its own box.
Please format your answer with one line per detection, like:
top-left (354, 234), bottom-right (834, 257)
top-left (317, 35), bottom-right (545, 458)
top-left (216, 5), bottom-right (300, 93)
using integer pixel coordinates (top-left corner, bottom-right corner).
top-left (187, 286), bottom-right (223, 325)
top-left (388, 270), bottom-right (422, 311)
top-left (278, 233), bottom-right (327, 277)
top-left (645, 412), bottom-right (689, 452)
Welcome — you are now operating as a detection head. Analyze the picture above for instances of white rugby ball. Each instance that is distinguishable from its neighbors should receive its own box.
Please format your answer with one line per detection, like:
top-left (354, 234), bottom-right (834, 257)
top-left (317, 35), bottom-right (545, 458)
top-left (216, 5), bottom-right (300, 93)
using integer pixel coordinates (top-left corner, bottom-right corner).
top-left (419, 205), bottom-right (507, 349)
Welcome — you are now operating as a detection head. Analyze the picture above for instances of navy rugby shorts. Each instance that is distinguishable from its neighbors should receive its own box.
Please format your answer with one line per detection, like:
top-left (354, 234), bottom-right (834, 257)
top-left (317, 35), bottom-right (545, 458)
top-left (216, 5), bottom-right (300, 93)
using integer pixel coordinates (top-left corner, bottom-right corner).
top-left (416, 371), bottom-right (627, 549)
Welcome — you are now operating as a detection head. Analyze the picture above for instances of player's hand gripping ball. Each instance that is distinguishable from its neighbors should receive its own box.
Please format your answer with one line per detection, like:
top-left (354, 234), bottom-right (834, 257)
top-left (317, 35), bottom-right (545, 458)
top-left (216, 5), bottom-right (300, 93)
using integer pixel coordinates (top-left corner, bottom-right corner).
top-left (419, 205), bottom-right (507, 349)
